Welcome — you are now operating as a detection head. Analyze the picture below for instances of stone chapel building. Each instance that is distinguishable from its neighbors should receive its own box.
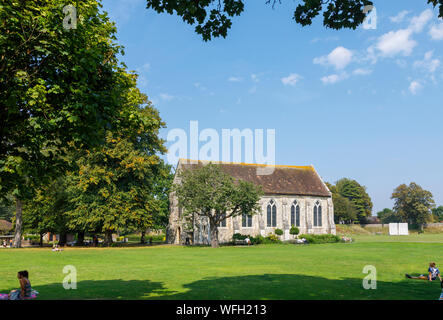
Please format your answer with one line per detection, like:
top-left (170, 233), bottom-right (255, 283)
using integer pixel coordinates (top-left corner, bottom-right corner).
top-left (166, 159), bottom-right (336, 245)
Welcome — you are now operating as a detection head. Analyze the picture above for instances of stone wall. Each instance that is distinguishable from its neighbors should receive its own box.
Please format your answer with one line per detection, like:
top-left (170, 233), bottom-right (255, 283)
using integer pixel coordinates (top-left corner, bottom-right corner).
top-left (168, 193), bottom-right (336, 245)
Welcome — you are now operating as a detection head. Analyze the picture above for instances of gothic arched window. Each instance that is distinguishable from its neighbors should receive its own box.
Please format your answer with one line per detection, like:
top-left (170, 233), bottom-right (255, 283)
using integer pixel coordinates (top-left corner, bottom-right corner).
top-left (313, 201), bottom-right (322, 227)
top-left (267, 200), bottom-right (277, 227)
top-left (291, 200), bottom-right (300, 227)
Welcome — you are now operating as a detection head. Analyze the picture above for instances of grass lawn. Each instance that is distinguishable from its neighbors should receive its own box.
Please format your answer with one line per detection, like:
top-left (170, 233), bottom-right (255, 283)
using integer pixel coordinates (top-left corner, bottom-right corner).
top-left (1, 234), bottom-right (442, 300)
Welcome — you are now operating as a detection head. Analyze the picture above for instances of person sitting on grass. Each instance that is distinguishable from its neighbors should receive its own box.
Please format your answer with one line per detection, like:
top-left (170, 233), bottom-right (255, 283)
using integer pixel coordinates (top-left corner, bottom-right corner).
top-left (8, 271), bottom-right (32, 300)
top-left (406, 262), bottom-right (442, 282)
top-left (52, 243), bottom-right (62, 252)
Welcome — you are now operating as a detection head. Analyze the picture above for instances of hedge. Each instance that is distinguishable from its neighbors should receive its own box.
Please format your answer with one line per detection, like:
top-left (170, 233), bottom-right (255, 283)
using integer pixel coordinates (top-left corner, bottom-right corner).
top-left (298, 234), bottom-right (340, 244)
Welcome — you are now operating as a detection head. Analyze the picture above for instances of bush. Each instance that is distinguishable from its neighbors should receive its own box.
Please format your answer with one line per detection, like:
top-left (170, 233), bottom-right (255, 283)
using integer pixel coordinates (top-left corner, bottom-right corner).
top-left (233, 233), bottom-right (247, 241)
top-left (263, 234), bottom-right (282, 244)
top-left (298, 234), bottom-right (340, 244)
top-left (290, 226), bottom-right (300, 235)
top-left (24, 235), bottom-right (40, 242)
top-left (250, 235), bottom-right (264, 244)
top-left (274, 229), bottom-right (283, 236)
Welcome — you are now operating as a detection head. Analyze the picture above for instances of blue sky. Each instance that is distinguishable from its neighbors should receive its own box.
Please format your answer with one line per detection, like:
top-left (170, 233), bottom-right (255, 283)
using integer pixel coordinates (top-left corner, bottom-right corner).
top-left (101, 0), bottom-right (443, 214)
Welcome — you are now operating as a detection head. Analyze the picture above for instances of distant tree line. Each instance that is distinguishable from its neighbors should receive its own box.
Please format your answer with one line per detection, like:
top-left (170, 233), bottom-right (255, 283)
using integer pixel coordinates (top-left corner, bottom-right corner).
top-left (327, 179), bottom-right (440, 230)
top-left (376, 183), bottom-right (440, 230)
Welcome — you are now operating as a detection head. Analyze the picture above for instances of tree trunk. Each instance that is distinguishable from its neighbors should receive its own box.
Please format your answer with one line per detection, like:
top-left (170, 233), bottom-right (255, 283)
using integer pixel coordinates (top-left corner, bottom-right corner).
top-left (59, 232), bottom-right (67, 246)
top-left (140, 230), bottom-right (146, 244)
top-left (76, 231), bottom-right (85, 246)
top-left (39, 233), bottom-right (43, 247)
top-left (104, 230), bottom-right (113, 246)
top-left (13, 198), bottom-right (23, 248)
top-left (209, 221), bottom-right (219, 248)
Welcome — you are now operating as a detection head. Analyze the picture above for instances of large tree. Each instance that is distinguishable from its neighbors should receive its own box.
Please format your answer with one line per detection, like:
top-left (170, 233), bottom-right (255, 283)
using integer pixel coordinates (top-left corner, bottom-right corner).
top-left (328, 178), bottom-right (372, 224)
top-left (67, 97), bottom-right (166, 245)
top-left (376, 208), bottom-right (401, 224)
top-left (391, 183), bottom-right (435, 231)
top-left (326, 182), bottom-right (357, 224)
top-left (432, 206), bottom-right (443, 222)
top-left (145, 0), bottom-right (443, 41)
top-left (0, 1), bottom-right (151, 247)
top-left (173, 163), bottom-right (263, 248)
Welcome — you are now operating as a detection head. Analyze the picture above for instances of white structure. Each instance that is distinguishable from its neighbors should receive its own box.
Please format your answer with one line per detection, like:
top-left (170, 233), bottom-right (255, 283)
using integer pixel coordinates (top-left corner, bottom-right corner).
top-left (167, 159), bottom-right (336, 245)
top-left (389, 223), bottom-right (409, 235)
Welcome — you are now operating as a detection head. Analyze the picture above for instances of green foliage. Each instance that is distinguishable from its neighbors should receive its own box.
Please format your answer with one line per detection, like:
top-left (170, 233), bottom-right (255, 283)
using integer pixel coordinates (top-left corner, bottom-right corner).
top-left (264, 234), bottom-right (281, 243)
top-left (250, 235), bottom-right (264, 245)
top-left (146, 0), bottom-right (376, 41)
top-left (151, 162), bottom-right (174, 230)
top-left (0, 0), bottom-right (140, 198)
top-left (67, 129), bottom-right (166, 242)
top-left (274, 228), bottom-right (283, 236)
top-left (233, 233), bottom-right (247, 241)
top-left (290, 226), bottom-right (300, 235)
top-left (0, 197), bottom-right (14, 222)
top-left (376, 208), bottom-right (401, 224)
top-left (431, 206), bottom-right (443, 222)
top-left (299, 234), bottom-right (340, 244)
top-left (332, 193), bottom-right (358, 224)
top-left (391, 183), bottom-right (435, 230)
top-left (1, 0), bottom-right (163, 247)
top-left (332, 178), bottom-right (373, 224)
top-left (146, 1), bottom-right (443, 41)
top-left (173, 163), bottom-right (263, 247)
top-left (22, 177), bottom-right (72, 240)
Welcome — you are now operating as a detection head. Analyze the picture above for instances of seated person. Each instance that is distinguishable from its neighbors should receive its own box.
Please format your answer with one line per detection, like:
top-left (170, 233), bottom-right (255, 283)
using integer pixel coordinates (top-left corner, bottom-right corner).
top-left (406, 262), bottom-right (442, 282)
top-left (9, 271), bottom-right (32, 300)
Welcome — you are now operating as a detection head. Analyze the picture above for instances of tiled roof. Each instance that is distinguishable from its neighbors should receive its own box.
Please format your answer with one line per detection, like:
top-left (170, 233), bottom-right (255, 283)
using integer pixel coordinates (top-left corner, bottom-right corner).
top-left (0, 219), bottom-right (12, 232)
top-left (178, 159), bottom-right (331, 197)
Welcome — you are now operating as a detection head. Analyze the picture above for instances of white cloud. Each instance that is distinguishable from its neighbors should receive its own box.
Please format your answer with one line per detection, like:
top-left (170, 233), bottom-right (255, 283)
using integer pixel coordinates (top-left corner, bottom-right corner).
top-left (429, 23), bottom-right (443, 40)
top-left (321, 72), bottom-right (349, 85)
top-left (409, 81), bottom-right (422, 94)
top-left (353, 68), bottom-right (372, 76)
top-left (251, 74), bottom-right (260, 82)
top-left (159, 93), bottom-right (174, 101)
top-left (409, 9), bottom-right (433, 33)
top-left (390, 10), bottom-right (410, 23)
top-left (413, 51), bottom-right (440, 73)
top-left (314, 46), bottom-right (353, 70)
top-left (373, 10), bottom-right (433, 59)
top-left (376, 29), bottom-right (416, 57)
top-left (228, 76), bottom-right (243, 82)
top-left (281, 73), bottom-right (302, 86)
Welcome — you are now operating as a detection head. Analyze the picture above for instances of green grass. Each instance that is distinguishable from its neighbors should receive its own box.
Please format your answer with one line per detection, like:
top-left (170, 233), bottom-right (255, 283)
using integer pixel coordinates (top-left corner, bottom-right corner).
top-left (1, 234), bottom-right (442, 300)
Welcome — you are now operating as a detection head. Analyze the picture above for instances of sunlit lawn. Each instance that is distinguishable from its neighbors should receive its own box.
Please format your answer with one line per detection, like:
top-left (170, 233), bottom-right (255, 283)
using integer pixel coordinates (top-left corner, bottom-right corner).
top-left (1, 234), bottom-right (442, 300)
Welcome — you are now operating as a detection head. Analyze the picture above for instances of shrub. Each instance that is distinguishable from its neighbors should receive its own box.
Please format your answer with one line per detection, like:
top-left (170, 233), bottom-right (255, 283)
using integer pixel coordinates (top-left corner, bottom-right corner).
top-left (290, 226), bottom-right (300, 235)
top-left (263, 234), bottom-right (282, 244)
top-left (298, 234), bottom-right (340, 244)
top-left (233, 233), bottom-right (247, 241)
top-left (250, 235), bottom-right (264, 244)
top-left (274, 229), bottom-right (283, 236)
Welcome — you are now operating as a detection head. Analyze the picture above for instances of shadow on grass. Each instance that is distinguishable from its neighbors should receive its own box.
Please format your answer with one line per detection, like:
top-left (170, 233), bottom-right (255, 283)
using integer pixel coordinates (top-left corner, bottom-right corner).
top-left (27, 274), bottom-right (441, 300)
top-left (31, 279), bottom-right (175, 300)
